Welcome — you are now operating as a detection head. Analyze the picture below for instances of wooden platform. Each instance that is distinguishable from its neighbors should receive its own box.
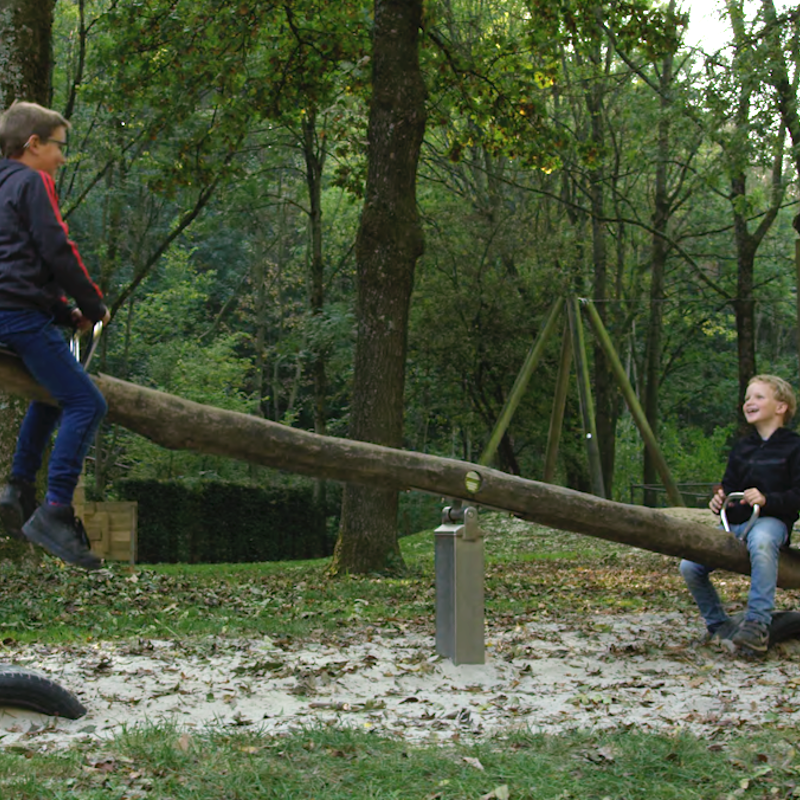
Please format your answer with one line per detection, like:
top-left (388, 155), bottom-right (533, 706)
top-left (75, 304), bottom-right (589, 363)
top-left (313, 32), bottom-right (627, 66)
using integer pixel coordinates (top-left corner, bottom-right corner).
top-left (74, 482), bottom-right (137, 564)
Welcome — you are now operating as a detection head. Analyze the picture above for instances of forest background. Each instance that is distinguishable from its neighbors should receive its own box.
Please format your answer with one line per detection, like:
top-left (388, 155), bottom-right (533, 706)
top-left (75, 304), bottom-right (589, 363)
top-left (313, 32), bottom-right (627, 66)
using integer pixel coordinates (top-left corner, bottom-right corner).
top-left (1, 0), bottom-right (799, 568)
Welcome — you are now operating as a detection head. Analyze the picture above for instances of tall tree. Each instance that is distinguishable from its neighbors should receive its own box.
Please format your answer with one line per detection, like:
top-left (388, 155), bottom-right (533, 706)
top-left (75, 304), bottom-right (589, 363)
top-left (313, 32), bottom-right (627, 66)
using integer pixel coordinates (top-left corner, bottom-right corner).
top-left (761, 0), bottom-right (800, 179)
top-left (0, 0), bottom-right (55, 108)
top-left (331, 0), bottom-right (427, 575)
top-left (643, 4), bottom-right (676, 504)
top-left (0, 0), bottom-right (55, 558)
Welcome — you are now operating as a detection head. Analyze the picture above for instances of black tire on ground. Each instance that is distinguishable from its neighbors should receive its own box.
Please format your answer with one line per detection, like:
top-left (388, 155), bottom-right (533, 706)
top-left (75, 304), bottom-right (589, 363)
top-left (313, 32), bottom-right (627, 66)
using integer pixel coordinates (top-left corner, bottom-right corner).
top-left (0, 664), bottom-right (86, 719)
top-left (768, 611), bottom-right (800, 645)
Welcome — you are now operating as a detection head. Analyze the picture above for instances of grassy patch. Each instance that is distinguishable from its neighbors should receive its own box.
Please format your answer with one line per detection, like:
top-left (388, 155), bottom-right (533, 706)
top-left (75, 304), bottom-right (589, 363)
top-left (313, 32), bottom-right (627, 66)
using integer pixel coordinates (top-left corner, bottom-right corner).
top-left (0, 512), bottom-right (781, 645)
top-left (1, 725), bottom-right (800, 799)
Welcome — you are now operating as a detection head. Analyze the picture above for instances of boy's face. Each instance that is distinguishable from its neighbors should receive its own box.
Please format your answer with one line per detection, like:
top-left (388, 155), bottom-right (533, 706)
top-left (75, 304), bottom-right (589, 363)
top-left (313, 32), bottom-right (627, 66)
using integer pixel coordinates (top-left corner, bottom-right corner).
top-left (17, 124), bottom-right (67, 178)
top-left (743, 380), bottom-right (788, 427)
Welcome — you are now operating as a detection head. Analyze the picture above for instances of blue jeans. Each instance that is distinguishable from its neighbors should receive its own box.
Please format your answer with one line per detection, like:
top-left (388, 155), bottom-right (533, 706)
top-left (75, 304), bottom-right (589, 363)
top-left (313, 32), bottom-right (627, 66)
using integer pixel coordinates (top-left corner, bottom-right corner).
top-left (680, 516), bottom-right (788, 628)
top-left (0, 309), bottom-right (107, 506)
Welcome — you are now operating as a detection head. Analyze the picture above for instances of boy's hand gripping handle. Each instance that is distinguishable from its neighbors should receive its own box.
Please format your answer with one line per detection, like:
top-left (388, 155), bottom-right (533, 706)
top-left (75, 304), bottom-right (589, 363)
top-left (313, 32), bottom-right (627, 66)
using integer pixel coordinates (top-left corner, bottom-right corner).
top-left (720, 491), bottom-right (760, 536)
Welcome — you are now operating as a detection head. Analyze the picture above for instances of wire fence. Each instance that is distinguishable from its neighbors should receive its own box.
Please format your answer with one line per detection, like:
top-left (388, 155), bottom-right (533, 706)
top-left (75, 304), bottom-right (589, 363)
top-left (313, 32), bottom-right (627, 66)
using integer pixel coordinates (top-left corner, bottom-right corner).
top-left (628, 482), bottom-right (717, 508)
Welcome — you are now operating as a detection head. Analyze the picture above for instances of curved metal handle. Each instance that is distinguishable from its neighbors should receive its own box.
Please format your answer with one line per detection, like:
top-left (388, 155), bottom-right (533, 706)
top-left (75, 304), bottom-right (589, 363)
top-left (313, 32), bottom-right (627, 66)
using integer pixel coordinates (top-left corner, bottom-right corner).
top-left (70, 321), bottom-right (104, 369)
top-left (720, 490), bottom-right (760, 536)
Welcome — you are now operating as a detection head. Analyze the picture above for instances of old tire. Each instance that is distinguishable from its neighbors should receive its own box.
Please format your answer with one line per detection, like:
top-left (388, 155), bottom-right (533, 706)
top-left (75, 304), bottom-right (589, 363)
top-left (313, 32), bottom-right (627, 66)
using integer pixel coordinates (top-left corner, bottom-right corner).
top-left (768, 611), bottom-right (800, 645)
top-left (0, 664), bottom-right (86, 719)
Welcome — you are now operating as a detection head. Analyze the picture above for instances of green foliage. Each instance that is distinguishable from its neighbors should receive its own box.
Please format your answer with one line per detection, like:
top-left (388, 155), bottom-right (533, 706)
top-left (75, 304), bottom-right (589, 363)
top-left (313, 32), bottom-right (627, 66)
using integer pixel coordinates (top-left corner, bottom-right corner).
top-left (42, 0), bottom-right (800, 510)
top-left (116, 479), bottom-right (339, 564)
top-left (613, 416), bottom-right (734, 503)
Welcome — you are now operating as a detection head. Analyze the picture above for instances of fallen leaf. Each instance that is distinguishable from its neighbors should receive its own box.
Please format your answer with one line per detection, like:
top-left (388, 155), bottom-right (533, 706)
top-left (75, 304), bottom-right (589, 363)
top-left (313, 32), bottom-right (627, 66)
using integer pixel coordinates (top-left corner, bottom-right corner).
top-left (463, 756), bottom-right (484, 770)
top-left (480, 785), bottom-right (510, 800)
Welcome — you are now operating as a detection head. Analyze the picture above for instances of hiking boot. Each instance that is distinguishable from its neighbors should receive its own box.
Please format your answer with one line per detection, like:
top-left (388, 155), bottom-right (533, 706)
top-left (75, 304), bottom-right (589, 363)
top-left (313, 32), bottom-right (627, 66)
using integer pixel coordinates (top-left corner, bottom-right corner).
top-left (731, 618), bottom-right (770, 654)
top-left (0, 477), bottom-right (37, 541)
top-left (23, 504), bottom-right (101, 570)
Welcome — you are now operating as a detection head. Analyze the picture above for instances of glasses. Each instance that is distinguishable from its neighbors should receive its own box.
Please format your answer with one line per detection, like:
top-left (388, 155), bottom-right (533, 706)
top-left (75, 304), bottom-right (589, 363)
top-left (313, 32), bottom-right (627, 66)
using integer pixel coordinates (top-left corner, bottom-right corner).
top-left (22, 137), bottom-right (68, 152)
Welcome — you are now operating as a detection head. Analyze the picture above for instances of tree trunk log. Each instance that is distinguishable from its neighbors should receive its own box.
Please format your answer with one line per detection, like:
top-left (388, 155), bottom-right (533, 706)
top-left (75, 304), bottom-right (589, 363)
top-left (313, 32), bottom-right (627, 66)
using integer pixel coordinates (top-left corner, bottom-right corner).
top-left (332, 0), bottom-right (427, 574)
top-left (3, 349), bottom-right (800, 586)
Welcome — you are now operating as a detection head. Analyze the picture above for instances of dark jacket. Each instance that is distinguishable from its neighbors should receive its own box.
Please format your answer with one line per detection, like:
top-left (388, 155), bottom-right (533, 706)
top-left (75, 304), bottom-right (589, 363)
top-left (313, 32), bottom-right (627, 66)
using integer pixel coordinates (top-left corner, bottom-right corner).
top-left (721, 426), bottom-right (800, 537)
top-left (0, 158), bottom-right (106, 323)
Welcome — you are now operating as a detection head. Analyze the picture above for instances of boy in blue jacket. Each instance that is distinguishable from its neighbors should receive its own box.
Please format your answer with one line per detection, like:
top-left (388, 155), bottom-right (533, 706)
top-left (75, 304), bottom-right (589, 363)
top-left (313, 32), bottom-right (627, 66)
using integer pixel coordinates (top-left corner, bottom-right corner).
top-left (0, 101), bottom-right (110, 570)
top-left (680, 375), bottom-right (800, 654)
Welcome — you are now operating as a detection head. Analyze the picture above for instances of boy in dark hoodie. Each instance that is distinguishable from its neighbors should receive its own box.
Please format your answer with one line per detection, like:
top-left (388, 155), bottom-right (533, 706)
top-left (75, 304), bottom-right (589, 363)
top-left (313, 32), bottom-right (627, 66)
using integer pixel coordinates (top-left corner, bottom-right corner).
top-left (680, 375), bottom-right (800, 655)
top-left (0, 101), bottom-right (110, 570)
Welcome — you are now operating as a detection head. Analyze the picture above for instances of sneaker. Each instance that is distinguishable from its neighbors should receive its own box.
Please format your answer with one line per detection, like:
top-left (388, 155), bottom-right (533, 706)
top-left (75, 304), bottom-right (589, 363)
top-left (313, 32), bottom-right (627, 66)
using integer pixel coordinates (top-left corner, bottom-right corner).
top-left (731, 618), bottom-right (770, 654)
top-left (694, 618), bottom-right (737, 648)
top-left (0, 477), bottom-right (37, 541)
top-left (22, 504), bottom-right (101, 570)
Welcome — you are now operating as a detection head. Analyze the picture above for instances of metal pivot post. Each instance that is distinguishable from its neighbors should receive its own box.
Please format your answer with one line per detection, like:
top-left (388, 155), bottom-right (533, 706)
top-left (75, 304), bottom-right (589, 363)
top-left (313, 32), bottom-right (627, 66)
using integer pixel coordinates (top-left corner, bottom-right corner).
top-left (434, 502), bottom-right (485, 665)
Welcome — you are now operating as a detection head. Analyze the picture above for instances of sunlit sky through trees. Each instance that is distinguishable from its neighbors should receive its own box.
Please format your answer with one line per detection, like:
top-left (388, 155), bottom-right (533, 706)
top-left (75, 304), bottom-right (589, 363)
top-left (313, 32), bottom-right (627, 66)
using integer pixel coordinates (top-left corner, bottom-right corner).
top-left (681, 0), bottom-right (784, 53)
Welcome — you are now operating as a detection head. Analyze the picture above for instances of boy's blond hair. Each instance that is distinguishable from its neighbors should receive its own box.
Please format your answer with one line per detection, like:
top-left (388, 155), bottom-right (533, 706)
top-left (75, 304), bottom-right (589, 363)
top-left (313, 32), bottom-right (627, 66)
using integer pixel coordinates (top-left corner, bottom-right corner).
top-left (0, 101), bottom-right (70, 158)
top-left (749, 374), bottom-right (797, 423)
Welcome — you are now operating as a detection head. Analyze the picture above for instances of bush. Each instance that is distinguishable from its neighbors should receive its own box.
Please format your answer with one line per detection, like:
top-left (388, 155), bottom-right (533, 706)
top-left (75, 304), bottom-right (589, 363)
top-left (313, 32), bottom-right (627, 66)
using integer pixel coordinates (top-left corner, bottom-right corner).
top-left (116, 479), bottom-right (341, 564)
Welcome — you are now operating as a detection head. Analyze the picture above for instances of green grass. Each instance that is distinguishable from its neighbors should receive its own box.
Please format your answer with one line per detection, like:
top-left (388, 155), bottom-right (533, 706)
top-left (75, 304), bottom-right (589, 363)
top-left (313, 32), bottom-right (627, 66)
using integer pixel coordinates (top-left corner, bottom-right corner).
top-left (0, 513), bottom-right (716, 645)
top-left (2, 724), bottom-right (800, 799)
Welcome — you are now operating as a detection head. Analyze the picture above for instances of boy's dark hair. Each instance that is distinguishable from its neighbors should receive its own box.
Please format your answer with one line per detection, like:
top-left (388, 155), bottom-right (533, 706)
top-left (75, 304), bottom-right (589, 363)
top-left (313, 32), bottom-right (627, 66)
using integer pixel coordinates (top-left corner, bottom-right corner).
top-left (0, 101), bottom-right (70, 158)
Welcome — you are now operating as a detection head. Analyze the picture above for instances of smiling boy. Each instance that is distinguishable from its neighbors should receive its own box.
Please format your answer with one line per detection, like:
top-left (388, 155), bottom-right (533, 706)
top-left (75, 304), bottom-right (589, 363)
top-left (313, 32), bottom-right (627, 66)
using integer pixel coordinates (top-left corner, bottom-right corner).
top-left (680, 375), bottom-right (800, 654)
top-left (0, 101), bottom-right (110, 569)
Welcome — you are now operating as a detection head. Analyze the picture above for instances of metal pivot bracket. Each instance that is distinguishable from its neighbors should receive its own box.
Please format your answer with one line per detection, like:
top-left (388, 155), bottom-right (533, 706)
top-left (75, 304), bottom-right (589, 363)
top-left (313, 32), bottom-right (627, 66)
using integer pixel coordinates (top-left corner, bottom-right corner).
top-left (434, 502), bottom-right (485, 665)
top-left (720, 491), bottom-right (760, 537)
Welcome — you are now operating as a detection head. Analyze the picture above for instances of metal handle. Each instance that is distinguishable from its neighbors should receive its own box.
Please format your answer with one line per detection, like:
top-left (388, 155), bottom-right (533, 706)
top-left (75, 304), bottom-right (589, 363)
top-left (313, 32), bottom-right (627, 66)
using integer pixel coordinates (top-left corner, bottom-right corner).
top-left (720, 490), bottom-right (760, 536)
top-left (70, 321), bottom-right (104, 370)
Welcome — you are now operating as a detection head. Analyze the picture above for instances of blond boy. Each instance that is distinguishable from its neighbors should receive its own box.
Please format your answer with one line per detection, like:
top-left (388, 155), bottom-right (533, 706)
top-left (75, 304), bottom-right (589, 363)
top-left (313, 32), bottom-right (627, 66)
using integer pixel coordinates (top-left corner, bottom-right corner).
top-left (680, 375), bottom-right (800, 654)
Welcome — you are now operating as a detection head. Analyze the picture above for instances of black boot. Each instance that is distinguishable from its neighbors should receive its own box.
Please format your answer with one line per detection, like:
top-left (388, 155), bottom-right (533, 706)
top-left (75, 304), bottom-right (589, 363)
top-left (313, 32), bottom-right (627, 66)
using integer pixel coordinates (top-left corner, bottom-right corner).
top-left (0, 476), bottom-right (38, 541)
top-left (23, 503), bottom-right (101, 570)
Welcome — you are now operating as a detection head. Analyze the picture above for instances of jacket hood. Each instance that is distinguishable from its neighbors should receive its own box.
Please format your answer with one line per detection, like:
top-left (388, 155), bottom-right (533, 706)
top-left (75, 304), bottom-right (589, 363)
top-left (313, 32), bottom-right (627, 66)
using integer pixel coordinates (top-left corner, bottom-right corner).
top-left (0, 158), bottom-right (28, 180)
top-left (0, 159), bottom-right (30, 192)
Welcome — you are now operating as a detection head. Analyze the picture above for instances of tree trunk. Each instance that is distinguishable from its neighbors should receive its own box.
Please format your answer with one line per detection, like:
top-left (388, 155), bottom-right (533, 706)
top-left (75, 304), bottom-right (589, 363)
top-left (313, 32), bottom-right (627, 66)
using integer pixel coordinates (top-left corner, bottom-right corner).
top-left (252, 253), bottom-right (268, 419)
top-left (642, 38), bottom-right (673, 507)
top-left (302, 110), bottom-right (329, 554)
top-left (582, 37), bottom-right (615, 497)
top-left (4, 351), bottom-right (800, 585)
top-left (0, 0), bottom-right (55, 109)
top-left (731, 177), bottom-right (757, 429)
top-left (331, 0), bottom-right (427, 575)
top-left (728, 4), bottom-right (786, 428)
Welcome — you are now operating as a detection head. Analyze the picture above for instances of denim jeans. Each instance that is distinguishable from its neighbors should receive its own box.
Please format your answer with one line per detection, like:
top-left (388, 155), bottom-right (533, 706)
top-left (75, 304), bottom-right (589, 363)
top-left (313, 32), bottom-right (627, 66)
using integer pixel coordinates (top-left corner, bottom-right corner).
top-left (0, 309), bottom-right (107, 506)
top-left (679, 515), bottom-right (788, 629)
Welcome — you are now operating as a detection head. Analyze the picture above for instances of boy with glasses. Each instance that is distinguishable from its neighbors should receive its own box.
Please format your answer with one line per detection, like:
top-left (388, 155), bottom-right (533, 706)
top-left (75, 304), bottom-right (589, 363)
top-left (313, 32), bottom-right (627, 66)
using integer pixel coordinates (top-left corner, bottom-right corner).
top-left (0, 101), bottom-right (110, 569)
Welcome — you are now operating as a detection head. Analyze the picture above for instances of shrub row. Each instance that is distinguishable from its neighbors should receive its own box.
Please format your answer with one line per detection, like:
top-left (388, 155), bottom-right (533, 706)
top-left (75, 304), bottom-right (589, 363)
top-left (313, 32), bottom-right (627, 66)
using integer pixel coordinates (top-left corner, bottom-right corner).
top-left (115, 479), bottom-right (340, 565)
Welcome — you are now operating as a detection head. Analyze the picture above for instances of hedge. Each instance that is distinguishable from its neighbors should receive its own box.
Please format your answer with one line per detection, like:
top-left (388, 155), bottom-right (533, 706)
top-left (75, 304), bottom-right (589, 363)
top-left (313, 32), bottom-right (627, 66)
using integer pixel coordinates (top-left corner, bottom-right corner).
top-left (115, 479), bottom-right (340, 565)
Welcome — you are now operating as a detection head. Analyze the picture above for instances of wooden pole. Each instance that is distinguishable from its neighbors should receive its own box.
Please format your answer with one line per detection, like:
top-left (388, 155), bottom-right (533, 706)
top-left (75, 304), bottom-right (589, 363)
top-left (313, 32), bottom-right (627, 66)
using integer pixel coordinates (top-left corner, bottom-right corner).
top-left (479, 297), bottom-right (564, 466)
top-left (582, 299), bottom-right (685, 507)
top-left (4, 349), bottom-right (800, 586)
top-left (543, 321), bottom-right (572, 483)
top-left (567, 297), bottom-right (606, 498)
top-left (796, 240), bottom-right (800, 385)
